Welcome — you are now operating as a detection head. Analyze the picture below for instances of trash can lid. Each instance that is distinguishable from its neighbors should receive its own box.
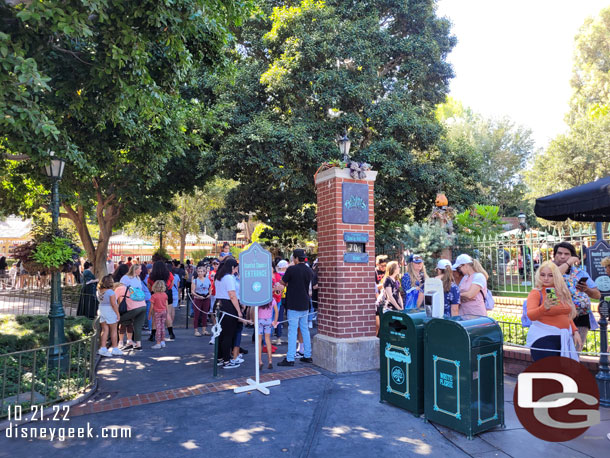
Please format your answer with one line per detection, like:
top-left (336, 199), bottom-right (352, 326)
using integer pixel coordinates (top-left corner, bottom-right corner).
top-left (425, 315), bottom-right (502, 347)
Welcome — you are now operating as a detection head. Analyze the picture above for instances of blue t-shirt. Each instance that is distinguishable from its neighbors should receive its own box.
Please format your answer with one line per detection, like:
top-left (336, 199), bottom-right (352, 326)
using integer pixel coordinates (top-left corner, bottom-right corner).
top-left (443, 284), bottom-right (460, 316)
top-left (193, 277), bottom-right (211, 296)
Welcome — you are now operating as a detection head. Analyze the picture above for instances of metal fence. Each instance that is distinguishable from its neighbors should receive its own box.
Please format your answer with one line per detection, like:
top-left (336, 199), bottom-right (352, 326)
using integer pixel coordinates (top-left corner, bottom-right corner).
top-left (378, 225), bottom-right (609, 296)
top-left (0, 285), bottom-right (86, 316)
top-left (497, 320), bottom-right (608, 355)
top-left (0, 319), bottom-right (99, 419)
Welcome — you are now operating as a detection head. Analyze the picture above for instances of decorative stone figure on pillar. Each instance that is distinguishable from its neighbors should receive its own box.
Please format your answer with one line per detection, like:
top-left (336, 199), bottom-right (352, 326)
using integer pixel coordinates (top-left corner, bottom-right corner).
top-left (313, 163), bottom-right (379, 373)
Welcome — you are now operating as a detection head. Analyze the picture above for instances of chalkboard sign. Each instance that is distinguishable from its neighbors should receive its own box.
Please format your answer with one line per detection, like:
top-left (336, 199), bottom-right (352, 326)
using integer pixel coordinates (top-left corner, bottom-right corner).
top-left (239, 242), bottom-right (272, 307)
top-left (342, 182), bottom-right (369, 224)
top-left (586, 239), bottom-right (610, 293)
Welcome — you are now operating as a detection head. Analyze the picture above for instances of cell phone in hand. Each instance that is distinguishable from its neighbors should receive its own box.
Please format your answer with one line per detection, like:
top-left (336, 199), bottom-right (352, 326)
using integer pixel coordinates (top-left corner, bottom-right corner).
top-left (545, 288), bottom-right (556, 299)
top-left (577, 277), bottom-right (588, 285)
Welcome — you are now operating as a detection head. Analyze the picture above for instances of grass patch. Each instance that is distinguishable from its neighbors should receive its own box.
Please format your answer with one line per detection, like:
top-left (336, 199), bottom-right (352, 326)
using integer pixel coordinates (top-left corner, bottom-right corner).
top-left (0, 314), bottom-right (93, 355)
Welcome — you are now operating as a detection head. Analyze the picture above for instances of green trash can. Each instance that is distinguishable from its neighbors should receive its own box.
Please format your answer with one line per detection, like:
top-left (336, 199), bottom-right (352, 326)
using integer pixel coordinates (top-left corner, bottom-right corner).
top-left (380, 310), bottom-right (430, 415)
top-left (424, 315), bottom-right (504, 438)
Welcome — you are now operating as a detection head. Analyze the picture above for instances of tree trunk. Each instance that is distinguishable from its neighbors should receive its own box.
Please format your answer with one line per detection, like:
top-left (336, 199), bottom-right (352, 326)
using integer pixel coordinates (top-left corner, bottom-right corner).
top-left (62, 189), bottom-right (122, 278)
top-left (179, 232), bottom-right (186, 263)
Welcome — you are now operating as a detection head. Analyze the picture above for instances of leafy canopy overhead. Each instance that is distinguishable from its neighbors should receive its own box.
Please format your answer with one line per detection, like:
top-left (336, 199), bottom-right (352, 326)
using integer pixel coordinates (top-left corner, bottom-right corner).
top-left (0, 0), bottom-right (252, 273)
top-left (214, 0), bottom-right (479, 235)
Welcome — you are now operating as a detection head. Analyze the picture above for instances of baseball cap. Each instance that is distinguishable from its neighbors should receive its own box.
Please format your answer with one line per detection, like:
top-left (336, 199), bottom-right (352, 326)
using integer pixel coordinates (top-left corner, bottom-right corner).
top-left (452, 254), bottom-right (474, 270)
top-left (436, 259), bottom-right (452, 270)
top-left (411, 254), bottom-right (423, 264)
top-left (276, 260), bottom-right (289, 269)
top-left (293, 248), bottom-right (306, 259)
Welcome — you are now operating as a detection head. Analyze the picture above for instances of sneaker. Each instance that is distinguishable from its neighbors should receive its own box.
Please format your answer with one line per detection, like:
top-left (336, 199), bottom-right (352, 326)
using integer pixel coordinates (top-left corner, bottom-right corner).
top-left (111, 347), bottom-right (124, 356)
top-left (98, 347), bottom-right (110, 357)
top-left (165, 336), bottom-right (175, 342)
top-left (296, 351), bottom-right (304, 358)
top-left (277, 358), bottom-right (294, 367)
top-left (217, 359), bottom-right (225, 366)
top-left (301, 357), bottom-right (313, 363)
top-left (160, 341), bottom-right (166, 348)
top-left (169, 333), bottom-right (176, 340)
top-left (122, 343), bottom-right (134, 350)
top-left (151, 344), bottom-right (162, 349)
top-left (239, 347), bottom-right (248, 355)
top-left (275, 337), bottom-right (283, 345)
top-left (202, 329), bottom-right (210, 336)
top-left (223, 361), bottom-right (240, 369)
top-left (194, 330), bottom-right (202, 337)
top-left (234, 356), bottom-right (244, 364)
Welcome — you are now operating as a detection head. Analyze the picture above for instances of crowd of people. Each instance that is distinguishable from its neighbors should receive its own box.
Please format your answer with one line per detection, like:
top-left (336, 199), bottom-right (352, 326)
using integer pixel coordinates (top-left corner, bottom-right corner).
top-left (375, 241), bottom-right (607, 363)
top-left (91, 244), bottom-right (320, 372)
top-left (374, 252), bottom-right (490, 335)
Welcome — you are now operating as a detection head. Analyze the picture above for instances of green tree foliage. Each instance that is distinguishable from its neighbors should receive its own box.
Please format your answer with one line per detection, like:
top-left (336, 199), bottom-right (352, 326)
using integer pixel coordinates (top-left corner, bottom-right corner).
top-left (437, 98), bottom-right (535, 216)
top-left (214, 0), bottom-right (465, 235)
top-left (454, 204), bottom-right (504, 239)
top-left (569, 6), bottom-right (610, 119)
top-left (397, 222), bottom-right (452, 272)
top-left (526, 6), bottom-right (610, 204)
top-left (0, 1), bottom-right (252, 275)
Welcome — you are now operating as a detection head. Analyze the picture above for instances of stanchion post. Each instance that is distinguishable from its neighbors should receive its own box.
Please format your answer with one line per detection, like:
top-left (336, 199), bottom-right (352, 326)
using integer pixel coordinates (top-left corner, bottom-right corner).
top-left (596, 297), bottom-right (609, 407)
top-left (213, 312), bottom-right (219, 378)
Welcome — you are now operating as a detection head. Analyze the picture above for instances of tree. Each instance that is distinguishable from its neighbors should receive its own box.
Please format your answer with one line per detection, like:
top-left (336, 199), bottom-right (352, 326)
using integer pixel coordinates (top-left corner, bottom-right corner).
top-left (525, 109), bottom-right (610, 198)
top-left (0, 1), bottom-right (252, 275)
top-left (437, 99), bottom-right (536, 216)
top-left (212, 0), bottom-right (462, 235)
top-left (526, 7), bottom-right (610, 204)
top-left (569, 6), bottom-right (610, 120)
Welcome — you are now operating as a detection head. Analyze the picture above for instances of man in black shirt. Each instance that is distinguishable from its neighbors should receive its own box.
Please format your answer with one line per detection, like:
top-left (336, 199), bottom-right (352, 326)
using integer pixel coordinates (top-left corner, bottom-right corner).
top-left (278, 249), bottom-right (313, 366)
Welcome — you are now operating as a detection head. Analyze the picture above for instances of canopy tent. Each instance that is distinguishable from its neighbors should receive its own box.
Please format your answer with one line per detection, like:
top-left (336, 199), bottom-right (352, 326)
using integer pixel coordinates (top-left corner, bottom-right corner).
top-left (499, 228), bottom-right (558, 241)
top-left (534, 176), bottom-right (610, 222)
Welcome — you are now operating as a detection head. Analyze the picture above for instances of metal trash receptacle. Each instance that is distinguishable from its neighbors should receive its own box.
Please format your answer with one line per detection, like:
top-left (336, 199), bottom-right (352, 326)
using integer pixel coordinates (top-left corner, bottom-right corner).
top-left (424, 315), bottom-right (504, 438)
top-left (380, 310), bottom-right (429, 415)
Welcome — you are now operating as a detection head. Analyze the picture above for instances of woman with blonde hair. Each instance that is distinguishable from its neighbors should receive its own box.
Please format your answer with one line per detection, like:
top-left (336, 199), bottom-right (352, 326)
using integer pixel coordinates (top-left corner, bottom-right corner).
top-left (526, 261), bottom-right (581, 361)
top-left (401, 254), bottom-right (428, 307)
top-left (453, 254), bottom-right (488, 316)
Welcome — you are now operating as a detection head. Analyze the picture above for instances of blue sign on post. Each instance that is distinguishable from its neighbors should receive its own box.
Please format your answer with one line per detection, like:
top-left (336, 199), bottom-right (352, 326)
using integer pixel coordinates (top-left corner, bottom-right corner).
top-left (342, 182), bottom-right (369, 224)
top-left (239, 242), bottom-right (273, 307)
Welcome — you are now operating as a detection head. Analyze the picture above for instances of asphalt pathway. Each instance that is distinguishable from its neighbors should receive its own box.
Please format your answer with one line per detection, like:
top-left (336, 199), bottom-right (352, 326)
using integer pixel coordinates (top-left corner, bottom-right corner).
top-left (1, 305), bottom-right (608, 457)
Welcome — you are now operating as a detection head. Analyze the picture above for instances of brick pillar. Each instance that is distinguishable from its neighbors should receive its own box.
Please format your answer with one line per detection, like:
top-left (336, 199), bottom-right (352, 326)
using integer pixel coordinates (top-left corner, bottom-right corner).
top-left (312, 167), bottom-right (379, 373)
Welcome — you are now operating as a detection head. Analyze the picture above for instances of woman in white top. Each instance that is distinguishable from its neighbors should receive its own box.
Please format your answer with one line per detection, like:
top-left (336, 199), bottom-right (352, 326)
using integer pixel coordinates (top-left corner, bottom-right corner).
top-left (452, 254), bottom-right (488, 316)
top-left (214, 258), bottom-right (245, 369)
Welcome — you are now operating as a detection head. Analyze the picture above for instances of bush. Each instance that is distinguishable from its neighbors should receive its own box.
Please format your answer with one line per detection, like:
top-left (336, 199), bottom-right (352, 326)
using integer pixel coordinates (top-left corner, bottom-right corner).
top-left (0, 315), bottom-right (93, 354)
top-left (397, 222), bottom-right (452, 272)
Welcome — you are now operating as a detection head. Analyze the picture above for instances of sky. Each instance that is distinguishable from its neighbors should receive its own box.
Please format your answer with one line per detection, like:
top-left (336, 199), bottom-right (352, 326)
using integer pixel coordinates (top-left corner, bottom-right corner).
top-left (436, 0), bottom-right (609, 149)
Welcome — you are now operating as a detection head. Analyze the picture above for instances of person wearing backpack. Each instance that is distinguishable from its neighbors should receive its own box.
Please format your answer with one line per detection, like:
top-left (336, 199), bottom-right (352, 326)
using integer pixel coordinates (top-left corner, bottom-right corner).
top-left (452, 254), bottom-right (488, 316)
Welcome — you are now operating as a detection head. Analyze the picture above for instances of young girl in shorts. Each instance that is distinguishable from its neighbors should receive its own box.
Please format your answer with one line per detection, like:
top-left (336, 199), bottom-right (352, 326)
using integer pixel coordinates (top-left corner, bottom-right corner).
top-left (149, 280), bottom-right (169, 349)
top-left (97, 274), bottom-right (123, 357)
top-left (258, 299), bottom-right (278, 370)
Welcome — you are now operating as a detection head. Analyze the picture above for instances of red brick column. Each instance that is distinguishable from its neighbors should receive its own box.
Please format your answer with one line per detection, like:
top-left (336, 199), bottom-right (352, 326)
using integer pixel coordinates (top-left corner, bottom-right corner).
top-left (313, 167), bottom-right (378, 372)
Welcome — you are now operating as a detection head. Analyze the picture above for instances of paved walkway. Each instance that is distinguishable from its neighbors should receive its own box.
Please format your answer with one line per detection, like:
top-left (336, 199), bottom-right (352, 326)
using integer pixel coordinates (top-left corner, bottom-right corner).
top-left (1, 305), bottom-right (608, 457)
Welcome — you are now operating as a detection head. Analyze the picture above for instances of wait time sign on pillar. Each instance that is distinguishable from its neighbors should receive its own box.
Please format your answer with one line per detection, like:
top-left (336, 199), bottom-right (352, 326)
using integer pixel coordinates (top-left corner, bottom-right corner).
top-left (313, 166), bottom-right (379, 373)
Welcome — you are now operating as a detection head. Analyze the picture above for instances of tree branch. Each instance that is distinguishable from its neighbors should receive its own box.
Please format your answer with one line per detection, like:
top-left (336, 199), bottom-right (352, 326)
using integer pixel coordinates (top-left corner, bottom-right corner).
top-left (378, 56), bottom-right (404, 77)
top-left (50, 44), bottom-right (93, 66)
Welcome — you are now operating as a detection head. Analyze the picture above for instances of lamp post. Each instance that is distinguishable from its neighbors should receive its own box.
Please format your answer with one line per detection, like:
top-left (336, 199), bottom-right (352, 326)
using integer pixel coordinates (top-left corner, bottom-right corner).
top-left (597, 298), bottom-right (610, 407)
top-left (157, 221), bottom-right (166, 250)
top-left (44, 151), bottom-right (66, 367)
top-left (336, 132), bottom-right (351, 163)
top-left (517, 212), bottom-right (531, 286)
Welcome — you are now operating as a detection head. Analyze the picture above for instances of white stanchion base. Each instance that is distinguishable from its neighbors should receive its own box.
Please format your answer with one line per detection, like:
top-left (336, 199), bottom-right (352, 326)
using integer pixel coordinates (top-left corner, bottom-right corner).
top-left (233, 378), bottom-right (280, 395)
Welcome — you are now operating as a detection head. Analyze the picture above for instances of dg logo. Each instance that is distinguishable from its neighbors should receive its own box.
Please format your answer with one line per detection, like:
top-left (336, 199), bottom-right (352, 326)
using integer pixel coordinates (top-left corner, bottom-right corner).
top-left (513, 356), bottom-right (600, 442)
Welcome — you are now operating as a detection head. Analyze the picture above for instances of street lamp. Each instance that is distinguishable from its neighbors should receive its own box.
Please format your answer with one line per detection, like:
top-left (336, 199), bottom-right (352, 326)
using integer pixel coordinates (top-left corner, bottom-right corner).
top-left (44, 151), bottom-right (66, 367)
top-left (518, 212), bottom-right (527, 231)
top-left (157, 221), bottom-right (166, 250)
top-left (336, 132), bottom-right (351, 163)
